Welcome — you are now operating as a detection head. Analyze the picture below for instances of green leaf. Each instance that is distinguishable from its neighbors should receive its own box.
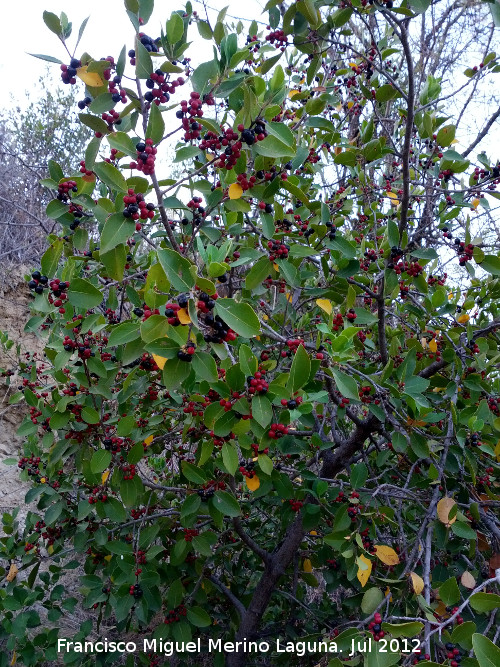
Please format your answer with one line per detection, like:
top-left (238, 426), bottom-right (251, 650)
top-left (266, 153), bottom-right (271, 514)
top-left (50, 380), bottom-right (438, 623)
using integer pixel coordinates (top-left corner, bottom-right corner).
top-left (29, 53), bottom-right (64, 64)
top-left (41, 239), bottom-right (63, 276)
top-left (350, 462), bottom-right (368, 489)
top-left (157, 248), bottom-right (196, 292)
top-left (135, 39), bottom-right (153, 79)
top-left (332, 369), bottom-right (358, 401)
top-left (254, 135), bottom-right (295, 158)
top-left (252, 395), bottom-right (273, 428)
top-left (145, 102), bottom-right (165, 144)
top-left (469, 593), bottom-right (500, 613)
top-left (186, 606), bottom-right (211, 628)
top-left (381, 622), bottom-right (424, 638)
top-left (239, 345), bottom-right (258, 376)
top-left (79, 113), bottom-right (109, 135)
top-left (84, 136), bottom-right (101, 169)
top-left (212, 490), bottom-right (240, 516)
top-left (245, 257), bottom-right (272, 290)
top-left (214, 299), bottom-right (260, 338)
top-left (180, 494), bottom-right (201, 522)
top-left (436, 125), bottom-right (456, 148)
top-left (365, 641), bottom-right (400, 667)
top-left (82, 407), bottom-right (100, 424)
top-left (67, 278), bottom-right (103, 309)
top-left (477, 255), bottom-right (500, 275)
top-left (108, 321), bottom-right (141, 346)
top-left (197, 20), bottom-right (213, 39)
top-left (46, 199), bottom-right (70, 219)
top-left (451, 521), bottom-right (477, 540)
top-left (43, 10), bottom-right (62, 36)
top-left (222, 443), bottom-right (239, 476)
top-left (361, 587), bottom-right (383, 614)
top-left (376, 84), bottom-right (400, 102)
top-left (140, 315), bottom-right (169, 343)
top-left (100, 214), bottom-right (136, 254)
top-left (334, 151), bottom-right (357, 167)
top-left (472, 634), bottom-right (500, 667)
top-left (192, 352), bottom-right (218, 382)
top-left (107, 131), bottom-right (137, 158)
top-left (93, 162), bottom-right (128, 192)
top-left (174, 146), bottom-right (201, 163)
top-left (100, 245), bottom-right (127, 282)
top-left (287, 344), bottom-right (311, 393)
top-left (90, 450), bottom-right (111, 473)
top-left (89, 93), bottom-right (114, 114)
top-left (167, 12), bottom-right (184, 43)
top-left (439, 577), bottom-right (460, 606)
top-left (181, 461), bottom-right (207, 484)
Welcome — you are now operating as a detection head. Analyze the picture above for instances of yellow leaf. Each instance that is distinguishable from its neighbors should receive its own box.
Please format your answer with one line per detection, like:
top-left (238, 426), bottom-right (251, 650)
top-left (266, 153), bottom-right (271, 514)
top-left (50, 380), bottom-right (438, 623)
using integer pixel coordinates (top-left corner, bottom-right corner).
top-left (410, 571), bottom-right (424, 594)
top-left (47, 545), bottom-right (54, 555)
top-left (356, 554), bottom-right (372, 587)
top-left (76, 66), bottom-right (104, 87)
top-left (245, 474), bottom-right (260, 492)
top-left (273, 263), bottom-right (279, 271)
top-left (144, 435), bottom-right (154, 447)
top-left (286, 292), bottom-right (293, 303)
top-left (101, 470), bottom-right (110, 484)
top-left (457, 313), bottom-right (470, 324)
top-left (288, 89), bottom-right (301, 98)
top-left (384, 586), bottom-right (393, 602)
top-left (153, 354), bottom-right (167, 369)
top-left (40, 477), bottom-right (46, 484)
top-left (347, 101), bottom-right (354, 109)
top-left (316, 299), bottom-right (332, 315)
top-left (334, 146), bottom-right (342, 155)
top-left (472, 198), bottom-right (480, 210)
top-left (6, 564), bottom-right (18, 582)
top-left (309, 530), bottom-right (317, 536)
top-left (435, 600), bottom-right (449, 617)
top-left (205, 153), bottom-right (216, 161)
top-left (178, 308), bottom-right (191, 325)
top-left (10, 652), bottom-right (16, 666)
top-left (495, 439), bottom-right (500, 461)
top-left (387, 191), bottom-right (399, 206)
top-left (262, 314), bottom-right (269, 320)
top-left (461, 571), bottom-right (476, 589)
top-left (303, 558), bottom-right (313, 572)
top-left (374, 545), bottom-right (400, 566)
top-left (104, 554), bottom-right (112, 562)
top-left (437, 497), bottom-right (457, 526)
top-left (428, 338), bottom-right (438, 353)
top-left (348, 62), bottom-right (357, 67)
top-left (228, 183), bottom-right (243, 200)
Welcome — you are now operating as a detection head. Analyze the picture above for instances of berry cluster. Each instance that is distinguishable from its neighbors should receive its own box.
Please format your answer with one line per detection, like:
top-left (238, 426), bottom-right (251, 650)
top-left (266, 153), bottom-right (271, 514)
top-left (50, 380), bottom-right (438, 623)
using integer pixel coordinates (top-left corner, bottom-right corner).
top-left (240, 119), bottom-right (267, 146)
top-left (145, 70), bottom-right (177, 105)
top-left (267, 239), bottom-right (289, 261)
top-left (455, 240), bottom-right (474, 266)
top-left (427, 273), bottom-right (447, 286)
top-left (183, 528), bottom-right (199, 542)
top-left (108, 75), bottom-right (127, 104)
top-left (98, 109), bottom-right (122, 135)
top-left (27, 271), bottom-right (49, 295)
top-left (121, 463), bottom-right (137, 480)
top-left (164, 604), bottom-right (187, 624)
top-left (202, 313), bottom-right (237, 344)
top-left (77, 96), bottom-right (92, 110)
top-left (280, 397), bottom-right (304, 409)
top-left (247, 371), bottom-right (269, 395)
top-left (123, 188), bottom-right (156, 225)
top-left (176, 91), bottom-right (206, 137)
top-left (129, 583), bottom-right (143, 599)
top-left (346, 309), bottom-right (357, 322)
top-left (289, 499), bottom-right (303, 511)
top-left (88, 488), bottom-right (108, 504)
top-left (60, 58), bottom-right (81, 85)
top-left (239, 459), bottom-right (256, 478)
top-left (137, 33), bottom-right (159, 53)
top-left (367, 612), bottom-right (385, 641)
top-left (57, 180), bottom-right (78, 201)
top-left (269, 423), bottom-right (289, 439)
top-left (177, 343), bottom-right (196, 362)
top-left (130, 139), bottom-right (157, 176)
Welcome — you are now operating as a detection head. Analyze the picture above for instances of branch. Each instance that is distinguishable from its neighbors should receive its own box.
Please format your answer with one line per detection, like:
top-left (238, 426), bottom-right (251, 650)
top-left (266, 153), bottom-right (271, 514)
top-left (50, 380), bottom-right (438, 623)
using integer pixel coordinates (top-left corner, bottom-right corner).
top-left (209, 575), bottom-right (246, 619)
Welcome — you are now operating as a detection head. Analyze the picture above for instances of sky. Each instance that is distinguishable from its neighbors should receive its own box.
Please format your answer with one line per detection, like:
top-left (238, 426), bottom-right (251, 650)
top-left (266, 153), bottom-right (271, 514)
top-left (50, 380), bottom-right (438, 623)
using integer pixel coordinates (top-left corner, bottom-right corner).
top-left (0, 0), bottom-right (266, 109)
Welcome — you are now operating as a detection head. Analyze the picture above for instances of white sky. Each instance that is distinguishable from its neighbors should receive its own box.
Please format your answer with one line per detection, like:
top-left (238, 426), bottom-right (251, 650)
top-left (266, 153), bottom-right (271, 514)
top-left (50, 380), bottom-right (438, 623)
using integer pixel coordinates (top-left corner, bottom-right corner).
top-left (0, 0), bottom-right (266, 108)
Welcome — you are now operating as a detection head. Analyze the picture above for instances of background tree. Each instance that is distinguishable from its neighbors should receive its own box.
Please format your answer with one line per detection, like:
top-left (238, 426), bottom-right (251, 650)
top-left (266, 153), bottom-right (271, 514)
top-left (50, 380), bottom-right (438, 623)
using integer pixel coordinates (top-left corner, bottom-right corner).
top-left (0, 72), bottom-right (91, 268)
top-left (1, 1), bottom-right (500, 667)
